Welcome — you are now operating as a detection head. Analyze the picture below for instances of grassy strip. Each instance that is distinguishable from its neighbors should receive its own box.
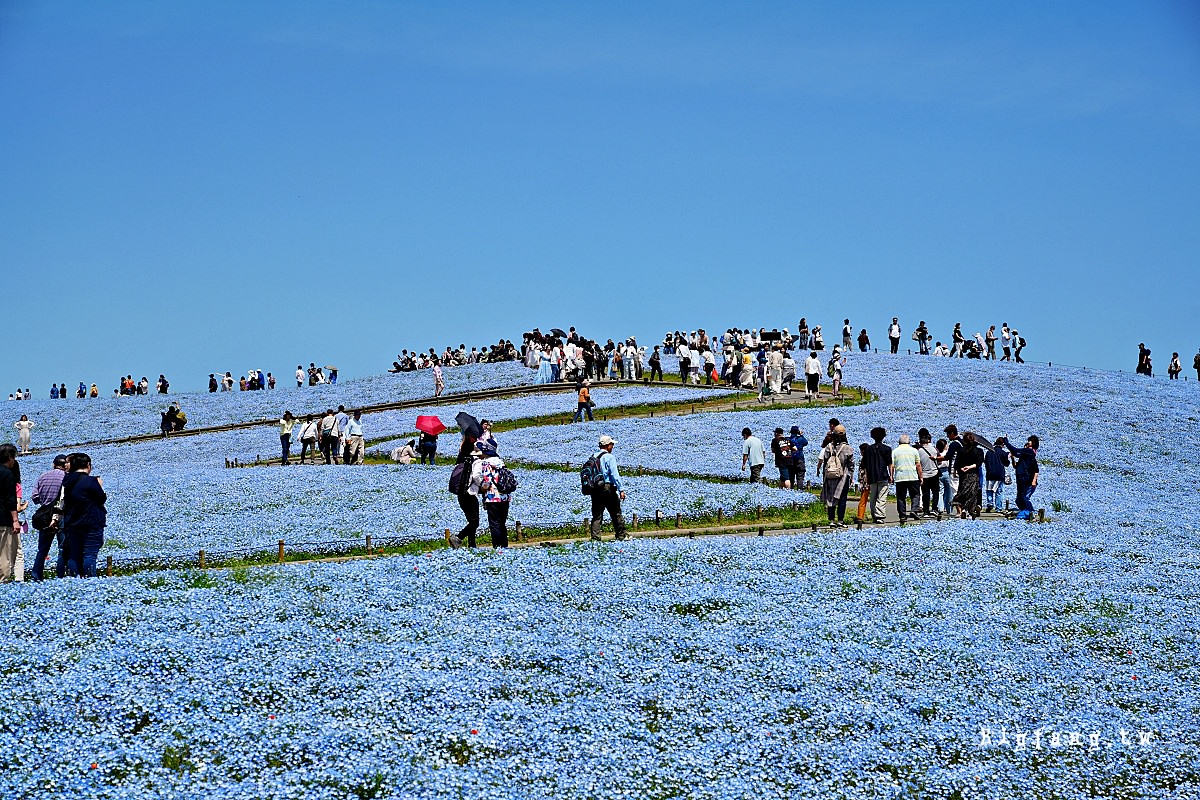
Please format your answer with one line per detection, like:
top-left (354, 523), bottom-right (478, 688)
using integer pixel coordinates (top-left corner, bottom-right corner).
top-left (107, 500), bottom-right (830, 576)
top-left (361, 384), bottom-right (874, 449)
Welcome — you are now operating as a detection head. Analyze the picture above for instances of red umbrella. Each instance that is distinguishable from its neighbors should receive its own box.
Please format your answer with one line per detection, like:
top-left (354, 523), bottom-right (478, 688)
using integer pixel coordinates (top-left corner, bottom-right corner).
top-left (415, 415), bottom-right (446, 436)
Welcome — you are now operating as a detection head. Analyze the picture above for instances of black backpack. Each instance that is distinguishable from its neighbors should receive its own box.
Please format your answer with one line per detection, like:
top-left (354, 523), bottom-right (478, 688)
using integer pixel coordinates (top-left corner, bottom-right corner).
top-left (580, 453), bottom-right (607, 495)
top-left (448, 457), bottom-right (472, 494)
top-left (493, 466), bottom-right (518, 495)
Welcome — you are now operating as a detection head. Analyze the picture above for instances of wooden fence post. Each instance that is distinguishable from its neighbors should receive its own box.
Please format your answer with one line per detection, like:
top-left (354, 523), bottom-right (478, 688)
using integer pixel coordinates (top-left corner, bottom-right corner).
top-left (198, 550), bottom-right (206, 569)
top-left (278, 540), bottom-right (285, 563)
top-left (716, 508), bottom-right (723, 524)
top-left (675, 513), bottom-right (682, 529)
top-left (1038, 508), bottom-right (1046, 523)
top-left (514, 521), bottom-right (522, 541)
top-left (366, 534), bottom-right (373, 553)
top-left (106, 556), bottom-right (112, 577)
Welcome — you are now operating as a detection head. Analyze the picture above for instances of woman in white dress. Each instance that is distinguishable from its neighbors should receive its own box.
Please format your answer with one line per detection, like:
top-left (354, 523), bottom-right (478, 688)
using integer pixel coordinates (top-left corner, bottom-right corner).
top-left (14, 415), bottom-right (34, 455)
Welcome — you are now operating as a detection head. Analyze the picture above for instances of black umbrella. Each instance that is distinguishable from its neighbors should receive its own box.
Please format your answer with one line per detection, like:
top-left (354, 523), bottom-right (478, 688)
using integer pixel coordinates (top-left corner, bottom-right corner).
top-left (455, 412), bottom-right (483, 439)
top-left (550, 328), bottom-right (568, 338)
top-left (967, 433), bottom-right (996, 451)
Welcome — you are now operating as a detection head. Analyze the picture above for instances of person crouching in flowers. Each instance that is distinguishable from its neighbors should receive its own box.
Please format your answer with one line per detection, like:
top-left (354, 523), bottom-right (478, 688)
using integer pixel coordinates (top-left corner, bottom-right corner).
top-left (468, 440), bottom-right (510, 548)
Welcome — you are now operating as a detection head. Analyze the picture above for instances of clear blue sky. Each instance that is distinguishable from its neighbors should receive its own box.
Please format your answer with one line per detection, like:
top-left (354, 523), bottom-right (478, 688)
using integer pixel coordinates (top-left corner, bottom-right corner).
top-left (3, 0), bottom-right (1198, 393)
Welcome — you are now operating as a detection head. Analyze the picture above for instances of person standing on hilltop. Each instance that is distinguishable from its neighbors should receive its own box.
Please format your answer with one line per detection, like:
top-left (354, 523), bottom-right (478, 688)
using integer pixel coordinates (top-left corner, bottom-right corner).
top-left (279, 411), bottom-right (295, 466)
top-left (1168, 353), bottom-right (1182, 380)
top-left (1000, 324), bottom-right (1012, 360)
top-left (842, 319), bottom-right (853, 350)
top-left (888, 318), bottom-right (901, 354)
top-left (1012, 331), bottom-right (1026, 364)
top-left (14, 416), bottom-right (34, 455)
top-left (1193, 349), bottom-right (1200, 381)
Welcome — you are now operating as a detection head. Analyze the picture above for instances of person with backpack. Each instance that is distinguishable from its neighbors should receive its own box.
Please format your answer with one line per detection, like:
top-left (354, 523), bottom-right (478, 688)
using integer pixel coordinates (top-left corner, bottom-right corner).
top-left (648, 346), bottom-right (663, 383)
top-left (1167, 352), bottom-right (1182, 380)
top-left (573, 379), bottom-right (594, 423)
top-left (447, 432), bottom-right (480, 549)
top-left (583, 435), bottom-right (627, 542)
top-left (1013, 331), bottom-right (1026, 364)
top-left (469, 439), bottom-right (514, 548)
top-left (916, 430), bottom-right (940, 517)
top-left (816, 425), bottom-right (854, 527)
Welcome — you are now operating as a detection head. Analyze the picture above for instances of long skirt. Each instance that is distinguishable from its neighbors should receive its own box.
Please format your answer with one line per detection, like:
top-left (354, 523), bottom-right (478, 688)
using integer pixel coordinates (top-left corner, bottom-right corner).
top-left (954, 471), bottom-right (982, 518)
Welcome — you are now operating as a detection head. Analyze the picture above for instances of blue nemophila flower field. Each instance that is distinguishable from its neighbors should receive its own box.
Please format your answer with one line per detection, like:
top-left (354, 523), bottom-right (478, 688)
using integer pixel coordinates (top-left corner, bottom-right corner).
top-left (0, 529), bottom-right (1195, 799)
top-left (3, 354), bottom-right (1199, 798)
top-left (3, 361), bottom-right (534, 450)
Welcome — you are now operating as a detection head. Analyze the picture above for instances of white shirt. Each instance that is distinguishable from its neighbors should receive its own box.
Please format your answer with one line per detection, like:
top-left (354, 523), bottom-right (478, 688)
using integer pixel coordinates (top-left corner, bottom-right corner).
top-left (889, 323), bottom-right (901, 338)
top-left (804, 355), bottom-right (822, 375)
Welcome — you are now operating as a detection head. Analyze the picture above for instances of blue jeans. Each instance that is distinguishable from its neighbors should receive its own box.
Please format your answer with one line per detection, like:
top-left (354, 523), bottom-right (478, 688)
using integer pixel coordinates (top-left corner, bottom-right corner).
top-left (485, 500), bottom-right (509, 548)
top-left (939, 472), bottom-right (953, 513)
top-left (30, 528), bottom-right (66, 581)
top-left (65, 527), bottom-right (104, 577)
top-left (573, 402), bottom-right (594, 422)
top-left (280, 434), bottom-right (291, 465)
top-left (918, 336), bottom-right (929, 355)
top-left (986, 479), bottom-right (1004, 509)
top-left (1015, 481), bottom-right (1036, 513)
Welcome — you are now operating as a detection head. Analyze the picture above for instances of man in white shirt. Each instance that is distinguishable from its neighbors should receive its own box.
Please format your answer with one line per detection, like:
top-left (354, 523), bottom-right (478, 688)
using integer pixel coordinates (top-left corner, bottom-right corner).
top-left (741, 427), bottom-right (766, 483)
top-left (295, 366), bottom-right (305, 388)
top-left (676, 342), bottom-right (691, 384)
top-left (842, 319), bottom-right (853, 350)
top-left (888, 317), bottom-right (902, 354)
top-left (803, 351), bottom-right (822, 399)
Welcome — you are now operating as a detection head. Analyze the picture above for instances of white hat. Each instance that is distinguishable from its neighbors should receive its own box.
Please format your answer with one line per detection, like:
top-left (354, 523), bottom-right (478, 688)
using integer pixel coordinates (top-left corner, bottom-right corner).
top-left (598, 435), bottom-right (617, 447)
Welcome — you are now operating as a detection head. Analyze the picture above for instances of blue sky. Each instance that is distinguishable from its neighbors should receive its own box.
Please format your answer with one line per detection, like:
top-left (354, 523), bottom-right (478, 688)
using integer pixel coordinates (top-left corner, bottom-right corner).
top-left (2, 0), bottom-right (1198, 393)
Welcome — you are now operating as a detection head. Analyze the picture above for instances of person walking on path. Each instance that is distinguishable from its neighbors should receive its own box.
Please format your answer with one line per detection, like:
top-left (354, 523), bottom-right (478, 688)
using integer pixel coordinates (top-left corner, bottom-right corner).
top-left (318, 409), bottom-right (340, 465)
top-left (890, 434), bottom-right (923, 523)
top-left (938, 425), bottom-right (964, 506)
top-left (788, 426), bottom-right (808, 490)
top-left (863, 427), bottom-right (893, 523)
top-left (916, 430), bottom-right (940, 517)
top-left (953, 432), bottom-right (984, 519)
top-left (279, 411), bottom-right (296, 466)
top-left (468, 440), bottom-right (511, 548)
top-left (448, 433), bottom-right (480, 549)
top-left (343, 411), bottom-right (365, 465)
top-left (803, 351), bottom-right (822, 399)
top-left (335, 406), bottom-right (350, 462)
top-left (589, 435), bottom-right (628, 541)
top-left (433, 362), bottom-right (445, 397)
top-left (573, 380), bottom-right (594, 422)
top-left (14, 415), bottom-right (34, 455)
top-left (0, 445), bottom-right (19, 582)
top-left (888, 318), bottom-right (902, 354)
top-left (297, 415), bottom-right (318, 464)
top-left (648, 346), bottom-right (663, 383)
top-left (29, 454), bottom-right (67, 581)
top-left (741, 428), bottom-right (766, 483)
top-left (817, 425), bottom-right (854, 527)
top-left (984, 438), bottom-right (1010, 512)
top-left (1000, 325), bottom-right (1012, 361)
top-left (1001, 435), bottom-right (1040, 517)
top-left (842, 319), bottom-right (853, 350)
top-left (1013, 331), bottom-right (1026, 363)
top-left (60, 452), bottom-right (106, 577)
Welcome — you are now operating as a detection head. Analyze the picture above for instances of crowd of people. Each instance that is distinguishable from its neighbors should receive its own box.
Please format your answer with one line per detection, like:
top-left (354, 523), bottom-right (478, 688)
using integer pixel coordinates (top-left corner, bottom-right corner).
top-left (1, 446), bottom-right (108, 582)
top-left (278, 406), bottom-right (366, 466)
top-left (739, 418), bottom-right (1041, 527)
top-left (211, 369), bottom-right (277, 392)
top-left (390, 341), bottom-right (518, 373)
